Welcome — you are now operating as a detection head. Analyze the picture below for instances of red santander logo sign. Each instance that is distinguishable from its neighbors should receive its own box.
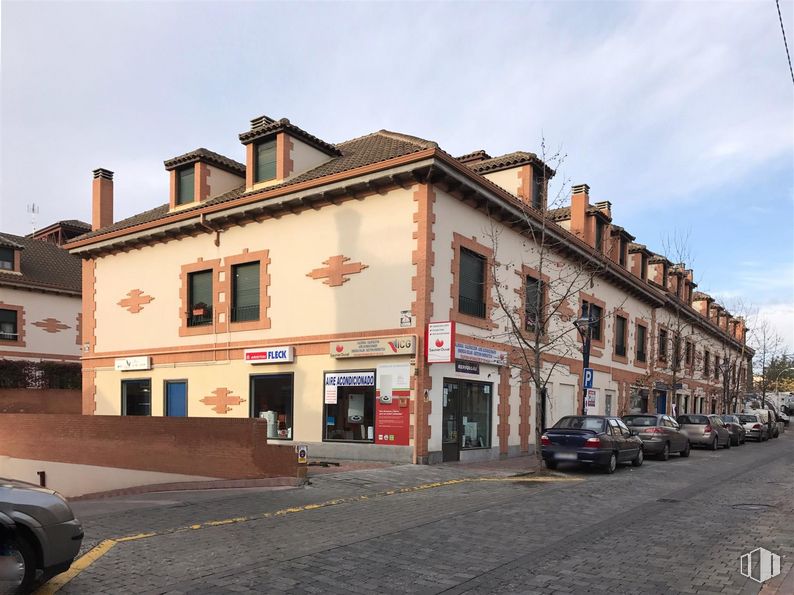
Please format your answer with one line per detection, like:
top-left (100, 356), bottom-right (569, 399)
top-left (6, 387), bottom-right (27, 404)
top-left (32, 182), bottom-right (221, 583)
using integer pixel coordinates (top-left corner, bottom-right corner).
top-left (427, 321), bottom-right (455, 364)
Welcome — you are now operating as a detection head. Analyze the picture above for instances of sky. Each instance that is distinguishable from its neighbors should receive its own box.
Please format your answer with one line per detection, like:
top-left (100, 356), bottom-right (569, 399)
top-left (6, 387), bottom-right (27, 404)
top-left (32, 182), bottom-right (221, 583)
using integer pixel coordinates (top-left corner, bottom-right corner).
top-left (1, 0), bottom-right (792, 354)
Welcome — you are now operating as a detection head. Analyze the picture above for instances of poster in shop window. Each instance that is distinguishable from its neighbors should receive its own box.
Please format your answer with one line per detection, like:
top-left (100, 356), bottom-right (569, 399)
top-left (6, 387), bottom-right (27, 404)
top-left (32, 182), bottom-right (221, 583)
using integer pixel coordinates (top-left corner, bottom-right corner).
top-left (375, 363), bottom-right (411, 445)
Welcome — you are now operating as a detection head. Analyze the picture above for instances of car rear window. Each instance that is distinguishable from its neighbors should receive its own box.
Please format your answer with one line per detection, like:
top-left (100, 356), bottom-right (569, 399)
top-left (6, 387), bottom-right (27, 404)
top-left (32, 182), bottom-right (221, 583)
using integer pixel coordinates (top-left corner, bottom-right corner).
top-left (553, 417), bottom-right (606, 431)
top-left (738, 415), bottom-right (758, 423)
top-left (623, 416), bottom-right (658, 427)
top-left (678, 415), bottom-right (708, 425)
top-left (719, 415), bottom-right (736, 423)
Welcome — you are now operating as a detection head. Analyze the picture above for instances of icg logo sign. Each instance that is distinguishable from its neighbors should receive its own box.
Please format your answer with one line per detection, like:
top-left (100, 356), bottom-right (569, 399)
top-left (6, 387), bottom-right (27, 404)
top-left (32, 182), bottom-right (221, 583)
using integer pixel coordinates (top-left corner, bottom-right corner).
top-left (740, 547), bottom-right (781, 583)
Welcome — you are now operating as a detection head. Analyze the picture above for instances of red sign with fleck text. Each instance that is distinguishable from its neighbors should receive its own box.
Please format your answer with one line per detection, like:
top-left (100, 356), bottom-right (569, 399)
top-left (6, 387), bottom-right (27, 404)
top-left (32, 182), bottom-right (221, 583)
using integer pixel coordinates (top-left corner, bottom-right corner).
top-left (375, 390), bottom-right (410, 445)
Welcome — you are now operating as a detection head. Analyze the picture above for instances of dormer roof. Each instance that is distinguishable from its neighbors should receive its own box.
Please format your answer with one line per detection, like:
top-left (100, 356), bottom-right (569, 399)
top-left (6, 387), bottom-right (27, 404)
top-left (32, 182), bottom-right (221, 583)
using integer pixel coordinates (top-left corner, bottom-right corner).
top-left (238, 116), bottom-right (342, 157)
top-left (467, 151), bottom-right (555, 177)
top-left (164, 148), bottom-right (245, 176)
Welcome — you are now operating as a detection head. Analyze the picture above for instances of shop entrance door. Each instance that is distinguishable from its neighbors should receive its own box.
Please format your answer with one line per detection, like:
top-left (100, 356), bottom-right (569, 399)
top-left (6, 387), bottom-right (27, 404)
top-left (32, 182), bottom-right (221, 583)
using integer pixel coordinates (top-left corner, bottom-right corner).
top-left (442, 380), bottom-right (460, 462)
top-left (656, 392), bottom-right (667, 415)
top-left (165, 381), bottom-right (187, 417)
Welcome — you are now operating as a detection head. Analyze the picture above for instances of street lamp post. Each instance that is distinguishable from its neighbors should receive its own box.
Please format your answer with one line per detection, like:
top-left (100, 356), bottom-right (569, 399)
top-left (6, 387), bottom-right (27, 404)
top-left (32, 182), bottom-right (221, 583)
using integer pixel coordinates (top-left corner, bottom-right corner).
top-left (717, 360), bottom-right (731, 414)
top-left (773, 367), bottom-right (794, 399)
top-left (574, 304), bottom-right (594, 416)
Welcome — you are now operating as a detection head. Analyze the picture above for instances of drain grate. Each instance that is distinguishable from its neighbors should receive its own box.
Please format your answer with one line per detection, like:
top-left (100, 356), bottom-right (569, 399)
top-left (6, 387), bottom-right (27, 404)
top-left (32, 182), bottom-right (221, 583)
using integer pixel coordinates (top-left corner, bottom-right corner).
top-left (732, 503), bottom-right (776, 511)
top-left (657, 498), bottom-right (681, 503)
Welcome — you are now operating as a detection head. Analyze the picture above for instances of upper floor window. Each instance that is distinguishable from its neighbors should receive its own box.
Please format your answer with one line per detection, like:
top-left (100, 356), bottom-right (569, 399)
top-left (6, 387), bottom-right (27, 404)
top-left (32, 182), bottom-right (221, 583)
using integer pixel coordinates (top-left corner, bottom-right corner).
top-left (232, 262), bottom-right (260, 322)
top-left (673, 335), bottom-right (682, 368)
top-left (658, 328), bottom-right (668, 361)
top-left (176, 166), bottom-right (195, 205)
top-left (619, 237), bottom-right (627, 267)
top-left (459, 247), bottom-right (486, 318)
top-left (188, 270), bottom-right (213, 327)
top-left (255, 139), bottom-right (277, 183)
top-left (595, 219), bottom-right (605, 252)
top-left (640, 254), bottom-right (648, 280)
top-left (0, 248), bottom-right (13, 271)
top-left (714, 356), bottom-right (720, 380)
top-left (685, 341), bottom-right (693, 365)
top-left (636, 324), bottom-right (647, 362)
top-left (0, 309), bottom-right (18, 341)
top-left (582, 300), bottom-right (603, 342)
top-left (704, 350), bottom-right (711, 377)
top-left (525, 275), bottom-right (544, 333)
top-left (615, 315), bottom-right (627, 357)
top-left (531, 170), bottom-right (543, 210)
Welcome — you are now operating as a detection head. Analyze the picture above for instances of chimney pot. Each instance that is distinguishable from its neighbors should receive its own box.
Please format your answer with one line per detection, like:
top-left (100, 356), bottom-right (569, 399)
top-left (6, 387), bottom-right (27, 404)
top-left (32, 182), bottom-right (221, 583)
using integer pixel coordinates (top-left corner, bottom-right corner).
top-left (92, 168), bottom-right (114, 180)
top-left (571, 183), bottom-right (590, 196)
top-left (250, 115), bottom-right (276, 130)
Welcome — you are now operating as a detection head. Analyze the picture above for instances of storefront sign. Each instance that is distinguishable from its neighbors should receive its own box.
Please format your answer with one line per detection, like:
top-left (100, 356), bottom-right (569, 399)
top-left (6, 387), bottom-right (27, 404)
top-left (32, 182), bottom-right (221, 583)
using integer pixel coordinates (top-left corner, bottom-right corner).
top-left (324, 371), bottom-right (376, 404)
top-left (454, 342), bottom-right (507, 366)
top-left (330, 336), bottom-right (416, 358)
top-left (244, 346), bottom-right (294, 364)
top-left (114, 356), bottom-right (151, 371)
top-left (427, 321), bottom-right (455, 363)
top-left (455, 360), bottom-right (480, 375)
top-left (585, 388), bottom-right (598, 413)
top-left (375, 363), bottom-right (411, 446)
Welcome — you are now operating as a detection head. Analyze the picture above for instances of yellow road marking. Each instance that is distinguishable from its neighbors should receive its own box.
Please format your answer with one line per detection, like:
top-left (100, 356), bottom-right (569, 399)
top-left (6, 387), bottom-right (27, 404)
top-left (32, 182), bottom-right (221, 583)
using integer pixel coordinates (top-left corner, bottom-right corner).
top-left (36, 473), bottom-right (579, 593)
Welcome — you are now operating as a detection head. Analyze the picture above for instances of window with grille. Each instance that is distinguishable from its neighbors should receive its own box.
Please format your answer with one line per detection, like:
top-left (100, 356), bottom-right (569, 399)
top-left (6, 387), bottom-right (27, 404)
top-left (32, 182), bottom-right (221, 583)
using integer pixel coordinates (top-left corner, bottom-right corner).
top-left (188, 270), bottom-right (213, 327)
top-left (459, 248), bottom-right (486, 318)
top-left (0, 309), bottom-right (18, 341)
top-left (232, 262), bottom-right (260, 322)
top-left (658, 329), bottom-right (668, 361)
top-left (615, 315), bottom-right (627, 356)
top-left (636, 325), bottom-right (647, 362)
top-left (525, 276), bottom-right (544, 333)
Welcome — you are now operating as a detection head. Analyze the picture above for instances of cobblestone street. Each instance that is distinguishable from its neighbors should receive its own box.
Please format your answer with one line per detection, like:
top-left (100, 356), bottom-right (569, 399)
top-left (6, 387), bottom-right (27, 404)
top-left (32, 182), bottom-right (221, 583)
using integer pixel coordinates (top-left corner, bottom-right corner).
top-left (52, 433), bottom-right (794, 594)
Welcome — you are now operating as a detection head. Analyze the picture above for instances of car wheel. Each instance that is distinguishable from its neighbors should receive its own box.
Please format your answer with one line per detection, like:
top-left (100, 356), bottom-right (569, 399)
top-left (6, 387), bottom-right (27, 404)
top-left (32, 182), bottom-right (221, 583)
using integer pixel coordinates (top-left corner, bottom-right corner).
top-left (724, 436), bottom-right (731, 449)
top-left (545, 460), bottom-right (558, 470)
top-left (710, 436), bottom-right (718, 451)
top-left (659, 443), bottom-right (670, 461)
top-left (680, 442), bottom-right (691, 457)
top-left (632, 448), bottom-right (644, 467)
top-left (604, 453), bottom-right (617, 474)
top-left (0, 533), bottom-right (37, 594)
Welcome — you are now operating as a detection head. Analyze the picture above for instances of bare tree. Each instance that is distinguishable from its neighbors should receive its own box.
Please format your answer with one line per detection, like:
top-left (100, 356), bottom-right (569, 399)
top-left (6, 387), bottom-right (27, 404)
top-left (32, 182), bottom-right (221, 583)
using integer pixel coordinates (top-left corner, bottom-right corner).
top-left (484, 140), bottom-right (615, 469)
top-left (751, 319), bottom-right (784, 406)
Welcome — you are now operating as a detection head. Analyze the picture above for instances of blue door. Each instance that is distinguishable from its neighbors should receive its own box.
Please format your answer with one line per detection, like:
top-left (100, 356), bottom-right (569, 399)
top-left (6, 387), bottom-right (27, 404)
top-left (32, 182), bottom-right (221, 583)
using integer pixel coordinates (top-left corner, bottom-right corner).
top-left (656, 393), bottom-right (667, 415)
top-left (166, 381), bottom-right (187, 417)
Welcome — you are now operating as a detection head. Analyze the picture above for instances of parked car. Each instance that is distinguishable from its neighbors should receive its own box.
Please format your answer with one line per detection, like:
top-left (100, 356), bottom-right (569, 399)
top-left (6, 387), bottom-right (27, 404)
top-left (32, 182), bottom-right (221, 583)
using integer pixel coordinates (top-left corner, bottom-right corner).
top-left (737, 413), bottom-right (769, 441)
top-left (751, 409), bottom-right (780, 439)
top-left (676, 414), bottom-right (731, 450)
top-left (541, 416), bottom-right (644, 474)
top-left (0, 479), bottom-right (83, 593)
top-left (622, 414), bottom-right (690, 460)
top-left (718, 415), bottom-right (747, 446)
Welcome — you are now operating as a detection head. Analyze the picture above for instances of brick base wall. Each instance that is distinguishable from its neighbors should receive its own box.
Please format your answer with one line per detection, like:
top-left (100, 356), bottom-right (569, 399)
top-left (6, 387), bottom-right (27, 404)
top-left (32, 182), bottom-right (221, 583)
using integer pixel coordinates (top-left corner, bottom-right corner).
top-left (0, 389), bottom-right (82, 414)
top-left (0, 414), bottom-right (300, 479)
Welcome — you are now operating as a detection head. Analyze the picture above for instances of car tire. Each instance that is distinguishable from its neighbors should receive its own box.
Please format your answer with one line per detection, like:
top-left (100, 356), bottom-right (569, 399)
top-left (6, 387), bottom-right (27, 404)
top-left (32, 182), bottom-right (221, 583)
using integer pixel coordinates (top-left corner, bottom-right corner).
top-left (724, 437), bottom-right (731, 449)
top-left (710, 436), bottom-right (718, 451)
top-left (545, 460), bottom-right (558, 470)
top-left (659, 443), bottom-right (670, 461)
top-left (604, 453), bottom-right (617, 474)
top-left (632, 448), bottom-right (644, 467)
top-left (0, 533), bottom-right (37, 594)
top-left (680, 442), bottom-right (691, 457)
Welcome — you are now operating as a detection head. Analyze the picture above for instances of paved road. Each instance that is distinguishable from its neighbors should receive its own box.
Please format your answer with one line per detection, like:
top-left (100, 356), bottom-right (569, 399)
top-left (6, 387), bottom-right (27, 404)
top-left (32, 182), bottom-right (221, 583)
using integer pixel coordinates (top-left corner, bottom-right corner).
top-left (53, 431), bottom-right (794, 594)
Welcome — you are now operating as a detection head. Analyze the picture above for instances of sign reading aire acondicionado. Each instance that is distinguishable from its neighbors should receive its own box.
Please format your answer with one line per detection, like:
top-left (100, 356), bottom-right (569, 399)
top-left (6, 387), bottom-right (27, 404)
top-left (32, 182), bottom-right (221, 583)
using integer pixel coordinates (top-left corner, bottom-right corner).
top-left (330, 336), bottom-right (416, 358)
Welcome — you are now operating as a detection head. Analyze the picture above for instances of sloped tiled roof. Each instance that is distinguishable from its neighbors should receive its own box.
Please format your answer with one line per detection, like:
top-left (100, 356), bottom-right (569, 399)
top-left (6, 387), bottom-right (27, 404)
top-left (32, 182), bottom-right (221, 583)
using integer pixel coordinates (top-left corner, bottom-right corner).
top-left (73, 130), bottom-right (437, 242)
top-left (456, 150), bottom-right (492, 164)
top-left (0, 234), bottom-right (24, 249)
top-left (238, 117), bottom-right (342, 156)
top-left (546, 206), bottom-right (571, 221)
top-left (0, 233), bottom-right (81, 294)
top-left (163, 148), bottom-right (246, 175)
top-left (467, 151), bottom-right (554, 176)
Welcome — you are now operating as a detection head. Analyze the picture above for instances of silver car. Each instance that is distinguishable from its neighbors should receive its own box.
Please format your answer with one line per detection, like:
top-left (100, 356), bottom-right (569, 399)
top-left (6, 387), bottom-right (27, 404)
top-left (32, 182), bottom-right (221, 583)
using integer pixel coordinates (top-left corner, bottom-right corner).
top-left (0, 479), bottom-right (83, 593)
top-left (677, 414), bottom-right (731, 450)
top-left (738, 413), bottom-right (769, 441)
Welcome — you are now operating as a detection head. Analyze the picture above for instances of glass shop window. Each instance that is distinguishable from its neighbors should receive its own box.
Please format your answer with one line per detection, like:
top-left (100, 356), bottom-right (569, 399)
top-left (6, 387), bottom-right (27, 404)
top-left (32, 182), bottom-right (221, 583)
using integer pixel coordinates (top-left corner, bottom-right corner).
top-left (250, 373), bottom-right (293, 439)
top-left (323, 371), bottom-right (376, 442)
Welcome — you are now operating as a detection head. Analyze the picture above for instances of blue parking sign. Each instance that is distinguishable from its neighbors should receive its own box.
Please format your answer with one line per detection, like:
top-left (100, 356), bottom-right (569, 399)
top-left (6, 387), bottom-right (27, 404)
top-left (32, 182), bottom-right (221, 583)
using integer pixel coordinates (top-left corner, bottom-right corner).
top-left (583, 368), bottom-right (594, 389)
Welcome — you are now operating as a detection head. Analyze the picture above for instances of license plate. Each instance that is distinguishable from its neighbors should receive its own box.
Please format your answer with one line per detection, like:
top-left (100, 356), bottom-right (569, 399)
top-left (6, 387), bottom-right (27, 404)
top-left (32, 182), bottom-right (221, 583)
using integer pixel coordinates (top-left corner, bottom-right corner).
top-left (555, 452), bottom-right (577, 461)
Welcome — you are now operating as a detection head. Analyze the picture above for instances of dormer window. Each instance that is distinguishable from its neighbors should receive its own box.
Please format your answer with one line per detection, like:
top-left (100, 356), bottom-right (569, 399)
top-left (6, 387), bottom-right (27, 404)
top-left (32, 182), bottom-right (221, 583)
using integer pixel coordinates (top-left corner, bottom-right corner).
top-left (0, 247), bottom-right (13, 271)
top-left (176, 166), bottom-right (195, 205)
top-left (255, 140), bottom-right (277, 183)
top-left (640, 254), bottom-right (648, 280)
top-left (619, 237), bottom-right (627, 266)
top-left (595, 218), bottom-right (605, 252)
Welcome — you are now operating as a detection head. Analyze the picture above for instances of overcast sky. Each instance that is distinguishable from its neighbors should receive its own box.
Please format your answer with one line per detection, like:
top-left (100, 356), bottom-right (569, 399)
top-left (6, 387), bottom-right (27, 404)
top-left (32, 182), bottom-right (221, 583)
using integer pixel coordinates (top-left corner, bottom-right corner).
top-left (1, 0), bottom-right (792, 352)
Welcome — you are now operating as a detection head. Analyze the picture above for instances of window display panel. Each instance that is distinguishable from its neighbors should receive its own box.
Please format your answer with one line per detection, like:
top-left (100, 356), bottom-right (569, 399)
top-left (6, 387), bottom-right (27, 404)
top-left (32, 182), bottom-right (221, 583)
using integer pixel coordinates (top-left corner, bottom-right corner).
top-left (251, 374), bottom-right (293, 439)
top-left (324, 371), bottom-right (375, 442)
top-left (460, 382), bottom-right (491, 449)
top-left (122, 379), bottom-right (151, 416)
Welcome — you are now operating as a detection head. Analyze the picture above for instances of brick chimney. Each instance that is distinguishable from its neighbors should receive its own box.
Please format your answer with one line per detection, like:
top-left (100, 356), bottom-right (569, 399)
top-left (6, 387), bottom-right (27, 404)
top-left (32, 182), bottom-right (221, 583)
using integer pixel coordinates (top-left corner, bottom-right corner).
top-left (92, 168), bottom-right (114, 231)
top-left (570, 184), bottom-right (589, 241)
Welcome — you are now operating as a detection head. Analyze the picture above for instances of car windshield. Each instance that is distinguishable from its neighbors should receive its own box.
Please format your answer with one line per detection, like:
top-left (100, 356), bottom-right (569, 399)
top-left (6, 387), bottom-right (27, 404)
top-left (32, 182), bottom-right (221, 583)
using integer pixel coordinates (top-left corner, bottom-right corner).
top-left (678, 415), bottom-right (708, 425)
top-left (623, 416), bottom-right (657, 427)
top-left (553, 417), bottom-right (605, 431)
top-left (738, 415), bottom-right (758, 423)
top-left (719, 415), bottom-right (736, 423)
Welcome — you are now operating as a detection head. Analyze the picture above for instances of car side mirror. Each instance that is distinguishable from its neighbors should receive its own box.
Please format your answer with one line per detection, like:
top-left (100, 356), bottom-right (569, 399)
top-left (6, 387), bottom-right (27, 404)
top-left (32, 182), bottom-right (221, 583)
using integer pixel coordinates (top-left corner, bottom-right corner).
top-left (629, 429), bottom-right (638, 436)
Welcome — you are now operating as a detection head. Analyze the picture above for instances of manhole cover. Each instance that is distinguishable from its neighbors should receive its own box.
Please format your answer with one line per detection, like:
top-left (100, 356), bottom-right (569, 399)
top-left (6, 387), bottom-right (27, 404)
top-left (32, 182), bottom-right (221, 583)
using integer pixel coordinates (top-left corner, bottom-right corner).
top-left (657, 498), bottom-right (680, 503)
top-left (732, 503), bottom-right (776, 511)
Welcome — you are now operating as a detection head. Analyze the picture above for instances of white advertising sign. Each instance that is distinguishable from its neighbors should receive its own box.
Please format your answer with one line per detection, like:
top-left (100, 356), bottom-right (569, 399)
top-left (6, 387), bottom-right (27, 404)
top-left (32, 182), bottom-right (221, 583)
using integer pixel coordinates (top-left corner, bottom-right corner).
top-left (324, 371), bottom-right (376, 404)
top-left (244, 346), bottom-right (294, 364)
top-left (585, 388), bottom-right (598, 413)
top-left (114, 356), bottom-right (152, 371)
top-left (330, 337), bottom-right (416, 358)
top-left (454, 343), bottom-right (507, 366)
top-left (427, 321), bottom-right (455, 363)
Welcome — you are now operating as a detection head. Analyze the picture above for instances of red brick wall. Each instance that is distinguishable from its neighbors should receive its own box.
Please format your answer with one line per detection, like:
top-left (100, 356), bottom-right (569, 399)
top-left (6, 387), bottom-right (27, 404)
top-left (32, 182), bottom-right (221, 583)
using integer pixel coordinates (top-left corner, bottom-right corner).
top-left (0, 415), bottom-right (300, 479)
top-left (0, 389), bottom-right (81, 414)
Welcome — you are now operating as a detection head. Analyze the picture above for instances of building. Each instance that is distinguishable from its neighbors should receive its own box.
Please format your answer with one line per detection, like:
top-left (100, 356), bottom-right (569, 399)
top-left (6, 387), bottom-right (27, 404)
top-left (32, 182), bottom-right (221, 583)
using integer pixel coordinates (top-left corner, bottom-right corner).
top-left (0, 221), bottom-right (84, 362)
top-left (66, 115), bottom-right (752, 463)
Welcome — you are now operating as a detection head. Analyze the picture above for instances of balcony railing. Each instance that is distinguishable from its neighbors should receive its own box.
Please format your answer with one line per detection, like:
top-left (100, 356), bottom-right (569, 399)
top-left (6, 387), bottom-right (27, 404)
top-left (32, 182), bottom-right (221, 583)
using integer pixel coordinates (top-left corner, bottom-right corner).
top-left (459, 295), bottom-right (486, 318)
top-left (231, 304), bottom-right (260, 323)
top-left (0, 331), bottom-right (18, 341)
top-left (615, 344), bottom-right (626, 357)
top-left (187, 306), bottom-right (213, 327)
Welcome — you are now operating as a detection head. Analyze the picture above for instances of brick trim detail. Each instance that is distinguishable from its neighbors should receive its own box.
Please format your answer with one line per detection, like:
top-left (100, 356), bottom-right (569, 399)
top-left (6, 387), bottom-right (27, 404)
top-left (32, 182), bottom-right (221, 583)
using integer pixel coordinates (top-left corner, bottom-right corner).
top-left (277, 132), bottom-right (294, 179)
top-left (200, 387), bottom-right (246, 414)
top-left (117, 289), bottom-right (155, 314)
top-left (449, 233), bottom-right (496, 330)
top-left (514, 264), bottom-right (550, 342)
top-left (0, 302), bottom-right (26, 348)
top-left (518, 368), bottom-right (531, 453)
top-left (81, 259), bottom-right (97, 414)
top-left (32, 318), bottom-right (70, 334)
top-left (578, 291), bottom-right (606, 350)
top-left (411, 183), bottom-right (435, 464)
top-left (497, 367), bottom-right (511, 454)
top-left (307, 255), bottom-right (368, 287)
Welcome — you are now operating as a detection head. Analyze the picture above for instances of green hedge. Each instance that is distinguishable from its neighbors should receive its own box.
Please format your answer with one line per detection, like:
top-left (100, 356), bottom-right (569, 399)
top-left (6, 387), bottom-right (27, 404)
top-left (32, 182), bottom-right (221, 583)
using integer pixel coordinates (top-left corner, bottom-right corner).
top-left (0, 359), bottom-right (81, 389)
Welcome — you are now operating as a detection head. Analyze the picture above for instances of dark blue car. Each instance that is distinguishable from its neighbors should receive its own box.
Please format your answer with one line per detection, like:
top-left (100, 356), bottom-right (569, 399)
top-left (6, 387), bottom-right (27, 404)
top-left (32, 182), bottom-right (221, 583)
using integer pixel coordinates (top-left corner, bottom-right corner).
top-left (541, 416), bottom-right (644, 474)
